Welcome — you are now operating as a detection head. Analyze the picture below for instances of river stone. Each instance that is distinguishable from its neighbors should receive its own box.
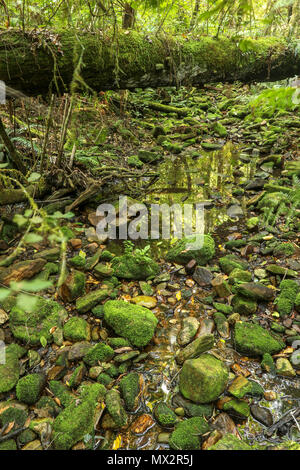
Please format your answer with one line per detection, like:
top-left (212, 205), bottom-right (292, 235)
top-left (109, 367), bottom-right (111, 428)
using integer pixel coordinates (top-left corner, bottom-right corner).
top-left (177, 317), bottom-right (200, 346)
top-left (131, 296), bottom-right (157, 309)
top-left (290, 349), bottom-right (300, 369)
top-left (0, 344), bottom-right (23, 393)
top-left (234, 322), bottom-right (285, 356)
top-left (76, 288), bottom-right (112, 313)
top-left (9, 296), bottom-right (67, 346)
top-left (250, 404), bottom-right (273, 427)
top-left (236, 282), bottom-right (276, 301)
top-left (166, 235), bottom-right (215, 265)
top-left (0, 258), bottom-right (47, 286)
top-left (0, 308), bottom-right (8, 325)
top-left (103, 300), bottom-right (158, 348)
top-left (276, 358), bottom-right (296, 377)
top-left (176, 334), bottom-right (214, 364)
top-left (112, 254), bottom-right (160, 280)
top-left (179, 354), bottom-right (229, 404)
top-left (228, 376), bottom-right (264, 399)
top-left (208, 433), bottom-right (251, 450)
top-left (192, 266), bottom-right (213, 286)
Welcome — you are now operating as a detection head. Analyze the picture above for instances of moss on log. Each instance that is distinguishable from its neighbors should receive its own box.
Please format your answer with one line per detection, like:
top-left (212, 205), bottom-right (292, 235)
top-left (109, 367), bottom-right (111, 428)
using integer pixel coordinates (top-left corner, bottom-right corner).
top-left (0, 31), bottom-right (299, 96)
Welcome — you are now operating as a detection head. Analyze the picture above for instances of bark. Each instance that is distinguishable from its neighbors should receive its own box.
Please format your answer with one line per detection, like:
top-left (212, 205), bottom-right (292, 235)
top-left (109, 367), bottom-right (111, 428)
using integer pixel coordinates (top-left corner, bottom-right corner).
top-left (0, 30), bottom-right (299, 97)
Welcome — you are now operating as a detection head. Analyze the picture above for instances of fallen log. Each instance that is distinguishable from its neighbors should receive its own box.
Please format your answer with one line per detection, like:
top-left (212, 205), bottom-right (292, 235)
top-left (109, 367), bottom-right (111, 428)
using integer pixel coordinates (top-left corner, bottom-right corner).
top-left (0, 30), bottom-right (299, 96)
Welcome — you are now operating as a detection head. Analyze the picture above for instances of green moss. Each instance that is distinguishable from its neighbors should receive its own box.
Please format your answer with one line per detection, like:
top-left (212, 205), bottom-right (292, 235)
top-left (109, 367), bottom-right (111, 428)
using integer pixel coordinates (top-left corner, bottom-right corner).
top-left (0, 406), bottom-right (28, 428)
top-left (49, 380), bottom-right (74, 408)
top-left (69, 255), bottom-right (86, 269)
top-left (228, 376), bottom-right (264, 399)
top-left (103, 300), bottom-right (158, 348)
top-left (219, 255), bottom-right (248, 275)
top-left (295, 293), bottom-right (300, 312)
top-left (234, 321), bottom-right (285, 356)
top-left (275, 279), bottom-right (299, 317)
top-left (232, 295), bottom-right (257, 315)
top-left (166, 234), bottom-right (215, 265)
top-left (169, 417), bottom-right (210, 450)
top-left (36, 396), bottom-right (60, 417)
top-left (76, 288), bottom-right (112, 313)
top-left (128, 155), bottom-right (143, 168)
top-left (9, 296), bottom-right (67, 345)
top-left (208, 433), bottom-right (251, 450)
top-left (91, 304), bottom-right (104, 318)
top-left (63, 317), bottom-right (90, 342)
top-left (119, 372), bottom-right (140, 411)
top-left (0, 439), bottom-right (17, 450)
top-left (108, 337), bottom-right (132, 349)
top-left (261, 353), bottom-right (276, 373)
top-left (212, 302), bottom-right (233, 315)
top-left (0, 344), bottom-right (20, 393)
top-left (228, 268), bottom-right (252, 285)
top-left (106, 364), bottom-right (119, 378)
top-left (52, 383), bottom-right (104, 450)
top-left (105, 389), bottom-right (127, 427)
top-left (273, 242), bottom-right (295, 257)
top-left (61, 270), bottom-right (86, 301)
top-left (154, 402), bottom-right (177, 428)
top-left (112, 254), bottom-right (159, 280)
top-left (83, 342), bottom-right (114, 366)
top-left (18, 429), bottom-right (36, 446)
top-left (97, 373), bottom-right (112, 386)
top-left (68, 363), bottom-right (86, 389)
top-left (16, 373), bottom-right (45, 405)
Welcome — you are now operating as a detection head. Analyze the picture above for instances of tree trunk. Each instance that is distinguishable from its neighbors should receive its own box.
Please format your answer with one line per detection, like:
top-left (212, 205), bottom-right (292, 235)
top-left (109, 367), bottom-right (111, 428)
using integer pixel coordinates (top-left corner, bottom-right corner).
top-left (122, 3), bottom-right (135, 29)
top-left (0, 30), bottom-right (299, 97)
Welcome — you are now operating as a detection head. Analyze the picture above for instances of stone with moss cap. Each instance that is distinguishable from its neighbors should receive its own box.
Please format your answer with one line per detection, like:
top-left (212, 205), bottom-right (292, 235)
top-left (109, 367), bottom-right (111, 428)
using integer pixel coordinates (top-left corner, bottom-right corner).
top-left (103, 300), bottom-right (158, 348)
top-left (76, 288), bottom-right (113, 313)
top-left (59, 270), bottom-right (86, 302)
top-left (16, 373), bottom-right (45, 405)
top-left (119, 372), bottom-right (140, 411)
top-left (63, 317), bottom-right (90, 342)
top-left (275, 279), bottom-right (299, 317)
top-left (208, 433), bottom-right (251, 450)
top-left (228, 376), bottom-right (264, 399)
top-left (112, 254), bottom-right (160, 280)
top-left (83, 342), bottom-right (114, 366)
top-left (154, 402), bottom-right (177, 428)
top-left (166, 235), bottom-right (215, 266)
top-left (0, 343), bottom-right (25, 393)
top-left (219, 254), bottom-right (248, 275)
top-left (169, 416), bottom-right (210, 450)
top-left (105, 388), bottom-right (127, 427)
top-left (179, 354), bottom-right (229, 404)
top-left (52, 383), bottom-right (106, 450)
top-left (9, 296), bottom-right (67, 346)
top-left (234, 321), bottom-right (285, 356)
top-left (232, 295), bottom-right (257, 315)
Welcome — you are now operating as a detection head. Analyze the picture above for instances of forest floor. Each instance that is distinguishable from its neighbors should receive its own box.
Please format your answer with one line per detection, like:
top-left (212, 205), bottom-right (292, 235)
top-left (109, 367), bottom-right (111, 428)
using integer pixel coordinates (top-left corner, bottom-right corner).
top-left (0, 80), bottom-right (299, 450)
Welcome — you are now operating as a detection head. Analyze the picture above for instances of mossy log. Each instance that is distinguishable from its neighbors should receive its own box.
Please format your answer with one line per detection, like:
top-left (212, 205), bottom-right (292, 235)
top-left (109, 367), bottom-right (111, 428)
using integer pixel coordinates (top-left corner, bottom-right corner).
top-left (0, 31), bottom-right (299, 96)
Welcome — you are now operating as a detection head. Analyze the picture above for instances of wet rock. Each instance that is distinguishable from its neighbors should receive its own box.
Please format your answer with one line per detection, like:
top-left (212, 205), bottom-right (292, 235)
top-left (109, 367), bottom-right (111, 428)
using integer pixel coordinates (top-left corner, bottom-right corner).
top-left (178, 317), bottom-right (199, 346)
top-left (63, 317), bottom-right (90, 342)
top-left (139, 281), bottom-right (154, 296)
top-left (276, 279), bottom-right (299, 317)
top-left (219, 255), bottom-right (248, 275)
top-left (228, 268), bottom-right (252, 285)
top-left (9, 296), bottom-right (67, 346)
top-left (0, 308), bottom-right (8, 325)
top-left (114, 350), bottom-right (139, 363)
top-left (211, 274), bottom-right (231, 298)
top-left (76, 288), bottom-right (112, 313)
top-left (157, 433), bottom-right (170, 444)
top-left (172, 394), bottom-right (213, 418)
top-left (0, 258), bottom-right (47, 286)
top-left (228, 376), bottom-right (264, 399)
top-left (83, 342), bottom-right (114, 366)
top-left (212, 412), bottom-right (239, 437)
top-left (290, 349), bottom-right (300, 369)
top-left (213, 312), bottom-right (230, 338)
top-left (103, 300), bottom-right (158, 348)
top-left (105, 389), bottom-right (127, 427)
top-left (193, 266), bottom-right (213, 286)
top-left (166, 235), bottom-right (215, 265)
top-left (261, 353), bottom-right (276, 373)
top-left (197, 318), bottom-right (215, 336)
top-left (131, 295), bottom-right (157, 309)
top-left (234, 322), bottom-right (285, 356)
top-left (276, 358), bottom-right (296, 377)
top-left (208, 433), bottom-right (251, 450)
top-left (237, 282), bottom-right (276, 301)
top-left (202, 430), bottom-right (222, 450)
top-left (69, 363), bottom-right (86, 387)
top-left (59, 270), bottom-right (86, 302)
top-left (68, 342), bottom-right (92, 361)
top-left (232, 295), bottom-right (257, 315)
top-left (119, 372), bottom-right (140, 411)
top-left (266, 264), bottom-right (298, 278)
top-left (217, 396), bottom-right (250, 420)
top-left (169, 417), bottom-right (210, 450)
top-left (131, 414), bottom-right (155, 434)
top-left (250, 404), bottom-right (273, 427)
top-left (179, 353), bottom-right (229, 404)
top-left (154, 402), bottom-right (177, 428)
top-left (93, 263), bottom-right (114, 279)
top-left (264, 390), bottom-right (277, 401)
top-left (176, 334), bottom-right (214, 364)
top-left (185, 259), bottom-right (197, 273)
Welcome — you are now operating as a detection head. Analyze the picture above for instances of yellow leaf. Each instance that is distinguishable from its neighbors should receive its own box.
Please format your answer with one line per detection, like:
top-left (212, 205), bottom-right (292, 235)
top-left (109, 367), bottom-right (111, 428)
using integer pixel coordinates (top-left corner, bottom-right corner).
top-left (176, 291), bottom-right (182, 301)
top-left (112, 434), bottom-right (122, 450)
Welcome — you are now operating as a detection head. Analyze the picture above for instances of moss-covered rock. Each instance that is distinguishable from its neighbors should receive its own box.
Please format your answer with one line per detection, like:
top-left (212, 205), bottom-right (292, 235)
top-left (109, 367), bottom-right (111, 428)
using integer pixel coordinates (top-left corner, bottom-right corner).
top-left (234, 322), bottom-right (285, 356)
top-left (219, 255), bottom-right (248, 275)
top-left (275, 279), bottom-right (299, 317)
top-left (208, 433), bottom-right (251, 450)
top-left (52, 383), bottom-right (105, 449)
top-left (273, 242), bottom-right (295, 257)
top-left (228, 376), bottom-right (264, 399)
top-left (236, 282), bottom-right (276, 301)
top-left (0, 406), bottom-right (28, 429)
top-left (228, 269), bottom-right (252, 285)
top-left (179, 354), bottom-right (229, 404)
top-left (63, 317), bottom-right (90, 342)
top-left (232, 295), bottom-right (257, 315)
top-left (154, 402), bottom-right (177, 428)
top-left (295, 293), bottom-right (300, 312)
top-left (105, 389), bottom-right (127, 427)
top-left (166, 235), bottom-right (215, 265)
top-left (261, 353), bottom-right (276, 373)
top-left (16, 373), bottom-right (45, 405)
top-left (9, 296), bottom-right (67, 345)
top-left (49, 380), bottom-right (75, 408)
top-left (112, 254), bottom-right (160, 280)
top-left (169, 417), bottom-right (210, 450)
top-left (103, 300), bottom-right (158, 348)
top-left (213, 302), bottom-right (233, 315)
top-left (76, 288), bottom-right (113, 314)
top-left (176, 334), bottom-right (214, 364)
top-left (59, 270), bottom-right (86, 302)
top-left (0, 439), bottom-right (17, 450)
top-left (0, 343), bottom-right (25, 393)
top-left (119, 372), bottom-right (140, 411)
top-left (83, 342), bottom-right (114, 366)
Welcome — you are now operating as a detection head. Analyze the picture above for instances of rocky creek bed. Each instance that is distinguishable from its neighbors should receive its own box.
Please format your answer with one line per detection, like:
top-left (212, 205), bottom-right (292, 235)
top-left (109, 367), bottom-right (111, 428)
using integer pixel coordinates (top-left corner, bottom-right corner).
top-left (0, 80), bottom-right (299, 450)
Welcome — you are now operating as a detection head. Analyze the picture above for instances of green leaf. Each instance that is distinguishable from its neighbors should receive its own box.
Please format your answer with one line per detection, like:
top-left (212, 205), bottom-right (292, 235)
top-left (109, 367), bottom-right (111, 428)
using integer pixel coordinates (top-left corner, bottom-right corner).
top-left (40, 336), bottom-right (47, 348)
top-left (50, 211), bottom-right (74, 219)
top-left (10, 279), bottom-right (52, 292)
top-left (23, 233), bottom-right (43, 244)
top-left (13, 214), bottom-right (28, 228)
top-left (16, 294), bottom-right (38, 312)
top-left (0, 288), bottom-right (11, 301)
top-left (27, 172), bottom-right (41, 183)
